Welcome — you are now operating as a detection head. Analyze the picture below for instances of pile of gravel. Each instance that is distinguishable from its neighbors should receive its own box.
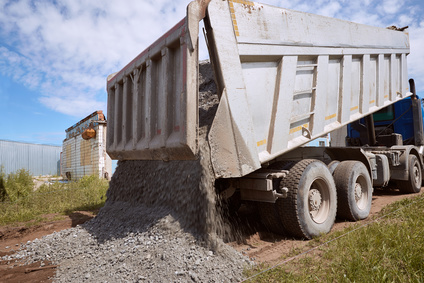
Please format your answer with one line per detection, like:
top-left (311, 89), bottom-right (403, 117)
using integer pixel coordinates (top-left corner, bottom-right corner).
top-left (3, 61), bottom-right (252, 282)
top-left (6, 204), bottom-right (250, 282)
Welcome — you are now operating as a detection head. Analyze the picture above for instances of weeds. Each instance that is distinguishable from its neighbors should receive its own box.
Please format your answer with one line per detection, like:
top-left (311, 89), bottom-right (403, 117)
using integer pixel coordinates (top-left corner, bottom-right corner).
top-left (0, 172), bottom-right (109, 226)
top-left (4, 168), bottom-right (34, 202)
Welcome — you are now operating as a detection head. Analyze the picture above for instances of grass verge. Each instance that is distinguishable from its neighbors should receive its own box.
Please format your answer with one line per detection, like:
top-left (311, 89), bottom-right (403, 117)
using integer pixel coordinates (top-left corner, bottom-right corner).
top-left (244, 193), bottom-right (424, 282)
top-left (0, 175), bottom-right (108, 226)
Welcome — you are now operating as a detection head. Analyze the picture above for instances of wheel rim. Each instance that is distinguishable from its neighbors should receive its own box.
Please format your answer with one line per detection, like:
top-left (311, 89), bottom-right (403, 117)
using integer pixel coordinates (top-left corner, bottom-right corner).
top-left (412, 161), bottom-right (421, 188)
top-left (354, 175), bottom-right (368, 210)
top-left (308, 178), bottom-right (330, 224)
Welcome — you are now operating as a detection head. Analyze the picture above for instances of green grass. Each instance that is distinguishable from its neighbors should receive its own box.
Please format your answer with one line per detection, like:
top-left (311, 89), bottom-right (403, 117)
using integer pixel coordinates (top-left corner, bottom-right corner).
top-left (0, 174), bottom-right (109, 226)
top-left (244, 194), bottom-right (424, 282)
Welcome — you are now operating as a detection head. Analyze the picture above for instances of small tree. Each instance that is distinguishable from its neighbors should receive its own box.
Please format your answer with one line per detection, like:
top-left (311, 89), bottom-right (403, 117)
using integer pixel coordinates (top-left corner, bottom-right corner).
top-left (5, 169), bottom-right (34, 202)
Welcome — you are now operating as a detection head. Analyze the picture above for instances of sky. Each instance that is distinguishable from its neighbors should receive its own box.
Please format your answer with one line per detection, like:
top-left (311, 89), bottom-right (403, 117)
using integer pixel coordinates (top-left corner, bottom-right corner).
top-left (0, 0), bottom-right (423, 146)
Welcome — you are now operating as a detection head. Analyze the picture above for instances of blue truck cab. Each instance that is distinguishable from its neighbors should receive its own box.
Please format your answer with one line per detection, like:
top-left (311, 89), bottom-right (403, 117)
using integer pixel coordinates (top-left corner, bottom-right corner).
top-left (347, 93), bottom-right (424, 147)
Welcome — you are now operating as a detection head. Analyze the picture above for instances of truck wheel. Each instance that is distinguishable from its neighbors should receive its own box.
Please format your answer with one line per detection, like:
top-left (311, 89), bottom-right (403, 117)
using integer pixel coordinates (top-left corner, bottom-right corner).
top-left (276, 159), bottom-right (337, 239)
top-left (327, 160), bottom-right (340, 175)
top-left (397, 155), bottom-right (422, 194)
top-left (333, 161), bottom-right (372, 221)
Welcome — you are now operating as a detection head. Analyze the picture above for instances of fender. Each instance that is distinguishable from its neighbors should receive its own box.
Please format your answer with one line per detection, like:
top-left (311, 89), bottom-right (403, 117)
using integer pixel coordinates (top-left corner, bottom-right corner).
top-left (390, 145), bottom-right (423, 181)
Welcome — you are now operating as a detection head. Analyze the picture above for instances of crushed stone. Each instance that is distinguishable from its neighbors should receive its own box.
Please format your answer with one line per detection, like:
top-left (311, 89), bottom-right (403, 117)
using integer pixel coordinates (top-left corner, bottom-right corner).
top-left (5, 204), bottom-right (251, 282)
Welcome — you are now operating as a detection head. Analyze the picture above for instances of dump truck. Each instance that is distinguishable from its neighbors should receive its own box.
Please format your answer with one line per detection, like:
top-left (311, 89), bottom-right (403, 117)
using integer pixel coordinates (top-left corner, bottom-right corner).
top-left (106, 0), bottom-right (420, 239)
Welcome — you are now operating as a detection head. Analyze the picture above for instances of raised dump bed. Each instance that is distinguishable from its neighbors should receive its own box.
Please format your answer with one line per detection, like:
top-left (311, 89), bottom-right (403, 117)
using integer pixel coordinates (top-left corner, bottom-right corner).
top-left (107, 0), bottom-right (410, 177)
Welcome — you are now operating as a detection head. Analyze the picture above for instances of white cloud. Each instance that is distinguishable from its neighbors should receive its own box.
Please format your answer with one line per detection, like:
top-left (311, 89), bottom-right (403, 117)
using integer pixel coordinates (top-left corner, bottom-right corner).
top-left (398, 14), bottom-right (413, 27)
top-left (39, 94), bottom-right (105, 117)
top-left (377, 0), bottom-right (402, 15)
top-left (317, 1), bottom-right (341, 18)
top-left (0, 0), bottom-right (192, 117)
top-left (408, 22), bottom-right (424, 93)
top-left (0, 0), bottom-right (423, 119)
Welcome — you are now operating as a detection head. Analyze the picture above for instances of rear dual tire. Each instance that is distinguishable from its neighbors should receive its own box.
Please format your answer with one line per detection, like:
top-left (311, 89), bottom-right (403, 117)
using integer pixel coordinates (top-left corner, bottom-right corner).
top-left (259, 159), bottom-right (374, 238)
top-left (333, 161), bottom-right (372, 221)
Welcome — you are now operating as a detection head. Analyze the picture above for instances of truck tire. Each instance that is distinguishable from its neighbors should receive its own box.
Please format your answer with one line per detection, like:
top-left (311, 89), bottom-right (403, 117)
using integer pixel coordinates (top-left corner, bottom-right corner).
top-left (327, 160), bottom-right (340, 175)
top-left (397, 155), bottom-right (422, 194)
top-left (257, 202), bottom-right (286, 235)
top-left (333, 161), bottom-right (372, 221)
top-left (276, 159), bottom-right (337, 239)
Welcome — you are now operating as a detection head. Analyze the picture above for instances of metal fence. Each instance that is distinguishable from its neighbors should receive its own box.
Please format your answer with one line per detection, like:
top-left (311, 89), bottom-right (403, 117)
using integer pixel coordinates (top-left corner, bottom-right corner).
top-left (0, 140), bottom-right (61, 176)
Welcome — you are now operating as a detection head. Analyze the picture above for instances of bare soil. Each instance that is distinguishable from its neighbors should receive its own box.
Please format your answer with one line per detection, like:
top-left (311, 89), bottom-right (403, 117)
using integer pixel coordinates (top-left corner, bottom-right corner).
top-left (0, 190), bottom-right (421, 282)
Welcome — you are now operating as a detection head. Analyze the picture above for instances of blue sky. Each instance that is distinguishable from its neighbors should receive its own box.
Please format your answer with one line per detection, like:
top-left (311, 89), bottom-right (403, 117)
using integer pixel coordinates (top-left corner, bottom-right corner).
top-left (0, 0), bottom-right (423, 146)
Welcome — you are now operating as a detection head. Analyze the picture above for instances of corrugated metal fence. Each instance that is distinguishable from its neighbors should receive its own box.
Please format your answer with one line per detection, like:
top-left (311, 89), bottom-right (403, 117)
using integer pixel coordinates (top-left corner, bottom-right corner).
top-left (0, 140), bottom-right (61, 176)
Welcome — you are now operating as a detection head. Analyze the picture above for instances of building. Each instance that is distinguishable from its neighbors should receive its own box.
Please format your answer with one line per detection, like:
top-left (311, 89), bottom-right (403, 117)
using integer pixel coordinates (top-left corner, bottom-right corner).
top-left (61, 111), bottom-right (112, 180)
top-left (0, 140), bottom-right (61, 176)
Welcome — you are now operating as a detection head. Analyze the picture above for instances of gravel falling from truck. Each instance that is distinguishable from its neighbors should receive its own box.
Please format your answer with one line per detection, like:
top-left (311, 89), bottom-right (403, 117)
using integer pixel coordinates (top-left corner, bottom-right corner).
top-left (101, 60), bottom-right (224, 245)
top-left (103, 134), bottom-right (221, 243)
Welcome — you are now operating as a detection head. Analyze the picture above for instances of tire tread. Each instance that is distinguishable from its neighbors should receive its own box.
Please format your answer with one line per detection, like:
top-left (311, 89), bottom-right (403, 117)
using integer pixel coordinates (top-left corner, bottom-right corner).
top-left (333, 161), bottom-right (357, 220)
top-left (277, 159), bottom-right (317, 239)
top-left (398, 155), bottom-right (422, 194)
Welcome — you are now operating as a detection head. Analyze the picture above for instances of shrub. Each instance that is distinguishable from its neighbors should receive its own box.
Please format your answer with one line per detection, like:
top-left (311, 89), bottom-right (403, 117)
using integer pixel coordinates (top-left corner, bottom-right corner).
top-left (75, 175), bottom-right (108, 190)
top-left (5, 168), bottom-right (34, 202)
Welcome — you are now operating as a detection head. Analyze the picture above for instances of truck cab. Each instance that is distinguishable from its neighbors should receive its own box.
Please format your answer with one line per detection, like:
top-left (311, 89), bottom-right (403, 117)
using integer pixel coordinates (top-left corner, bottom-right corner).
top-left (347, 93), bottom-right (424, 148)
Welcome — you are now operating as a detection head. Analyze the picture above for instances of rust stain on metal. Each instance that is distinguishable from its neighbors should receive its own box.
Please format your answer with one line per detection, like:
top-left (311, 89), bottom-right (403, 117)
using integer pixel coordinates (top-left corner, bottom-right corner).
top-left (65, 111), bottom-right (105, 140)
top-left (82, 128), bottom-right (96, 140)
top-left (80, 139), bottom-right (93, 167)
top-left (66, 144), bottom-right (72, 168)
